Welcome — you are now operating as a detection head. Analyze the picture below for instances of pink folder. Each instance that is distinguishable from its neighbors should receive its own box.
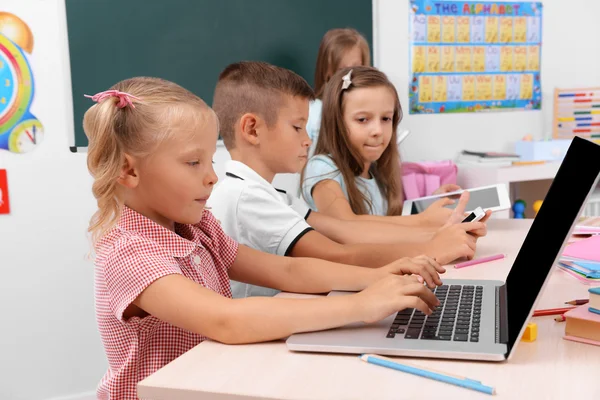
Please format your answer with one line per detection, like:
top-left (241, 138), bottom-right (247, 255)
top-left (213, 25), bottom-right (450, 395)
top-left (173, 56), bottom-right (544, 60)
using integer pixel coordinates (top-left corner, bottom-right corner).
top-left (562, 235), bottom-right (600, 262)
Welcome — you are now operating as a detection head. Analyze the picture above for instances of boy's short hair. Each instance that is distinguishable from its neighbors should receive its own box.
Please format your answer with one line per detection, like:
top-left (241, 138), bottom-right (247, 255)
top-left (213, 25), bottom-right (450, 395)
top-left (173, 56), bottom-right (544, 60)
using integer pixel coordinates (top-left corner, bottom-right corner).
top-left (213, 61), bottom-right (315, 149)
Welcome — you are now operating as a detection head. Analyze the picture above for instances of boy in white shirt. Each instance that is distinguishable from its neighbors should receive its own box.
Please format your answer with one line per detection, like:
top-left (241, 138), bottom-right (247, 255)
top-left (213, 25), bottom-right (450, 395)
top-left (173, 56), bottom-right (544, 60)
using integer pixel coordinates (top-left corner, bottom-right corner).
top-left (208, 61), bottom-right (486, 298)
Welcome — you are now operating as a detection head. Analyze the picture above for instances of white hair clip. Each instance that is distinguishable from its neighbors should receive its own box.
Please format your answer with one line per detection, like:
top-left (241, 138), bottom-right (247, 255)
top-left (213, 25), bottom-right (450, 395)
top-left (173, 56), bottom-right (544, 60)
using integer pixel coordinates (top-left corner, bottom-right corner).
top-left (341, 69), bottom-right (353, 90)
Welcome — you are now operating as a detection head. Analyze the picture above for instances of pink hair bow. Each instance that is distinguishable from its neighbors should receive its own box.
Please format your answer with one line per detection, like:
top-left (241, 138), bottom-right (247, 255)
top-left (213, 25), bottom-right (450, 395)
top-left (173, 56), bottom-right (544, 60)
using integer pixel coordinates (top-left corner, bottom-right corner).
top-left (84, 90), bottom-right (140, 109)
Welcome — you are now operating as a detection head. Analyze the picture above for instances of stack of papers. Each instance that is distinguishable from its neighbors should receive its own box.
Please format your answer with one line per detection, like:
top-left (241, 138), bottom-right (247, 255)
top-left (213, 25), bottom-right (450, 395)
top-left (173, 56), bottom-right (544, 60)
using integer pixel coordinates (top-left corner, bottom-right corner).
top-left (558, 236), bottom-right (600, 284)
top-left (558, 259), bottom-right (600, 282)
top-left (457, 150), bottom-right (521, 167)
top-left (573, 217), bottom-right (600, 236)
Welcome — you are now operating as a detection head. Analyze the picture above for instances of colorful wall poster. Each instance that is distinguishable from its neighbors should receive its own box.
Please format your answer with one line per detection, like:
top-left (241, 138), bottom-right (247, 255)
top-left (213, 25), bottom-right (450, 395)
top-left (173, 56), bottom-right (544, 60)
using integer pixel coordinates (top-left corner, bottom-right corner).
top-left (0, 12), bottom-right (43, 153)
top-left (409, 1), bottom-right (542, 114)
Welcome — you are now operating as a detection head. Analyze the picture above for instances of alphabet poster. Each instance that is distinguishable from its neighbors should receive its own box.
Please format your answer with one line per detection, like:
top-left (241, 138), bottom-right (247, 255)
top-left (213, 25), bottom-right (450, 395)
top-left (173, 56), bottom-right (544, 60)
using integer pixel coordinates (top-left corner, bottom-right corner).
top-left (409, 1), bottom-right (542, 114)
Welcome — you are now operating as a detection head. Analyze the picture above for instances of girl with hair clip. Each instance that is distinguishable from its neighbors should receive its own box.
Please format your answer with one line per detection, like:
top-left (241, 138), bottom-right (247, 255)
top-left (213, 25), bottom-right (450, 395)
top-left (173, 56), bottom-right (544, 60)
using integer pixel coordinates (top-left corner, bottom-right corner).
top-left (84, 77), bottom-right (441, 399)
top-left (308, 28), bottom-right (371, 147)
top-left (302, 66), bottom-right (491, 231)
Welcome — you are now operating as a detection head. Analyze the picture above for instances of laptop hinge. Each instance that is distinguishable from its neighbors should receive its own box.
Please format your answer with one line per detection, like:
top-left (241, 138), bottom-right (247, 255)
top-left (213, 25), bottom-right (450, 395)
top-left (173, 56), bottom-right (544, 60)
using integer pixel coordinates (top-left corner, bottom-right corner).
top-left (495, 285), bottom-right (509, 345)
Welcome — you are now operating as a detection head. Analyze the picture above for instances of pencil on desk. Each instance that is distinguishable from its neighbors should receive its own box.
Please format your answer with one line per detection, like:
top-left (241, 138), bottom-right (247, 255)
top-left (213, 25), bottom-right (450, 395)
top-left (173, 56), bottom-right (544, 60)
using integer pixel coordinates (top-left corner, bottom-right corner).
top-left (359, 354), bottom-right (496, 395)
top-left (555, 314), bottom-right (566, 322)
top-left (532, 307), bottom-right (575, 317)
top-left (565, 299), bottom-right (589, 305)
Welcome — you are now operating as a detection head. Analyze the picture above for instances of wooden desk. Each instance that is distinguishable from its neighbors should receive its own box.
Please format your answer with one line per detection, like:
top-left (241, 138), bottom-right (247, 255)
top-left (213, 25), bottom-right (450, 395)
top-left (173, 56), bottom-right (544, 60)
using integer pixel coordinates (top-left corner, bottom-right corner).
top-left (138, 219), bottom-right (600, 399)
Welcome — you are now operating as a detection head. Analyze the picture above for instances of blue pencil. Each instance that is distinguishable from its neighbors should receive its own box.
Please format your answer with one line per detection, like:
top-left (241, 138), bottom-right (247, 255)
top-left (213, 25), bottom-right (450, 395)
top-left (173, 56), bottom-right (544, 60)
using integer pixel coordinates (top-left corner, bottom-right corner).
top-left (359, 354), bottom-right (496, 396)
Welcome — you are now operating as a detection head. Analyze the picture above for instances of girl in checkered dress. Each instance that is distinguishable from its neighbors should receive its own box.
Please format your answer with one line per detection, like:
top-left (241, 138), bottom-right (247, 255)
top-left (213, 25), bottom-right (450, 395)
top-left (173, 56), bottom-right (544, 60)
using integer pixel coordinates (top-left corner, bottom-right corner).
top-left (84, 77), bottom-right (440, 399)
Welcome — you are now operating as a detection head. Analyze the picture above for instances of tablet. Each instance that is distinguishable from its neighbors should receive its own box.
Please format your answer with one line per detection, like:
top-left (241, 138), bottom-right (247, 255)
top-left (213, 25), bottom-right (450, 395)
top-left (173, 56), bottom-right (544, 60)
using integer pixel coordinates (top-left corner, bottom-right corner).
top-left (401, 184), bottom-right (510, 215)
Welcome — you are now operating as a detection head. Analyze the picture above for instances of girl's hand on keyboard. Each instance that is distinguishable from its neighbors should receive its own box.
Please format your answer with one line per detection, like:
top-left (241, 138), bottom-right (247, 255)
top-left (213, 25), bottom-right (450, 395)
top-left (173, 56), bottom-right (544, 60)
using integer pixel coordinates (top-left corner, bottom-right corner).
top-left (355, 275), bottom-right (440, 324)
top-left (379, 255), bottom-right (445, 289)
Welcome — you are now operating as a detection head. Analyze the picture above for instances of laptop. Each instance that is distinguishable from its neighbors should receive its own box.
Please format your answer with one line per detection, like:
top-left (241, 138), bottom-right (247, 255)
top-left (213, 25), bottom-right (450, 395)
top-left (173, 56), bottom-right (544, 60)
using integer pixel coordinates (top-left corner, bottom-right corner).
top-left (287, 137), bottom-right (600, 362)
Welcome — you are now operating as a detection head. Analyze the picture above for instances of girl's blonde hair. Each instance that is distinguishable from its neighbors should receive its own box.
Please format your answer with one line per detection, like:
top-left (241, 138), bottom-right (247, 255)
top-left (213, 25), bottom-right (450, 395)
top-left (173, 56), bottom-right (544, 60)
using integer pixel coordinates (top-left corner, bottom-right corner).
top-left (308, 66), bottom-right (403, 216)
top-left (314, 28), bottom-right (371, 99)
top-left (83, 77), bottom-right (213, 244)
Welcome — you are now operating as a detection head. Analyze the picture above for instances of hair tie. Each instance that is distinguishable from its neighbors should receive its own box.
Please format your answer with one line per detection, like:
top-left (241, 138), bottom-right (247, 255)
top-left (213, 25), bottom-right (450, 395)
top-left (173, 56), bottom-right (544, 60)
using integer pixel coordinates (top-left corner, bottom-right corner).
top-left (84, 90), bottom-right (140, 109)
top-left (341, 70), bottom-right (353, 91)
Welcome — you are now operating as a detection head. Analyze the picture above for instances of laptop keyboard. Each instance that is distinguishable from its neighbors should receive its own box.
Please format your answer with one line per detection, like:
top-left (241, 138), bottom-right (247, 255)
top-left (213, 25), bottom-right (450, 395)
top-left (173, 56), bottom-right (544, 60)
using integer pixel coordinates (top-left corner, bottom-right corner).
top-left (386, 285), bottom-right (482, 342)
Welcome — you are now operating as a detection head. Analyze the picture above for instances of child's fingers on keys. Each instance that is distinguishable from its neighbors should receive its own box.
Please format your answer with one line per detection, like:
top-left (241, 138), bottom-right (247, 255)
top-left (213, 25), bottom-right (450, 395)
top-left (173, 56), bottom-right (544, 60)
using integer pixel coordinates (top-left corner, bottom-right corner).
top-left (399, 297), bottom-right (433, 315)
top-left (413, 267), bottom-right (436, 289)
top-left (387, 274), bottom-right (421, 285)
top-left (400, 283), bottom-right (440, 308)
top-left (400, 274), bottom-right (422, 284)
top-left (413, 259), bottom-right (442, 287)
top-left (418, 255), bottom-right (445, 274)
top-left (385, 266), bottom-right (422, 283)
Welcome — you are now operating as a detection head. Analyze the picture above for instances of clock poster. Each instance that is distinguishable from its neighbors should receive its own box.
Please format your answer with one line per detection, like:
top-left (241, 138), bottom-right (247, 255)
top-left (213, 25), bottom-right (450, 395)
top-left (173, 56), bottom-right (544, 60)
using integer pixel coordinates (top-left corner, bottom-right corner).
top-left (0, 11), bottom-right (43, 153)
top-left (409, 1), bottom-right (542, 114)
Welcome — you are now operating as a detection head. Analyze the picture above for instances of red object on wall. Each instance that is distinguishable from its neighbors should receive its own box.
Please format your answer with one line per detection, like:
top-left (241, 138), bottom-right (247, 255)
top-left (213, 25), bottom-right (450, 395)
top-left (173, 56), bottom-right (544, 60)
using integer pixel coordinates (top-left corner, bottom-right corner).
top-left (0, 169), bottom-right (10, 214)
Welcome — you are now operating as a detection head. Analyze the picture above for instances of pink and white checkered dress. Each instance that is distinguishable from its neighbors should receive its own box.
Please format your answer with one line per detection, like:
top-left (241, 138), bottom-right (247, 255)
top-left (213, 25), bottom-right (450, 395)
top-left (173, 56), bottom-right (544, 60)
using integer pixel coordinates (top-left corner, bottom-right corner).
top-left (94, 206), bottom-right (238, 399)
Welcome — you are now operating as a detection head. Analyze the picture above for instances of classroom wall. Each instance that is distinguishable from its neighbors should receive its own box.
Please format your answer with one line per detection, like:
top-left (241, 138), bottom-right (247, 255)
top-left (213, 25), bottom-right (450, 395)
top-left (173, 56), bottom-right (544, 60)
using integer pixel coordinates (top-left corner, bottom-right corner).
top-left (1, 1), bottom-right (599, 399)
top-left (0, 1), bottom-right (103, 400)
top-left (376, 0), bottom-right (600, 162)
top-left (0, 2), bottom-right (299, 399)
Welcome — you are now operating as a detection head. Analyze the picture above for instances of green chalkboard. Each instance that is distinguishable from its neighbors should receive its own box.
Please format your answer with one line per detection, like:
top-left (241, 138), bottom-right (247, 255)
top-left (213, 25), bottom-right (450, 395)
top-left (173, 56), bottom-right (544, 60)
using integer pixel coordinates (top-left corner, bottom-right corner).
top-left (65, 0), bottom-right (372, 151)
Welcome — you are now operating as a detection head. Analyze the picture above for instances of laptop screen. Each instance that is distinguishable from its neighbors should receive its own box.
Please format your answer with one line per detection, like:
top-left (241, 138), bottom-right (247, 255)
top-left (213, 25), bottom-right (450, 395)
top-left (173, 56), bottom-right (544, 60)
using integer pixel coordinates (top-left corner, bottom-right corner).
top-left (505, 137), bottom-right (600, 354)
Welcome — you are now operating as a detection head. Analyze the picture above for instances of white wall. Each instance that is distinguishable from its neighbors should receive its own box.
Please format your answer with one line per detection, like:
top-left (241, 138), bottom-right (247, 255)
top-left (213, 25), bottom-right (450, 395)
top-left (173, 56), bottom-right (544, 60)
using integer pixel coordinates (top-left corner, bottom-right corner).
top-left (375, 0), bottom-right (600, 162)
top-left (0, 1), bottom-right (104, 399)
top-left (2, 1), bottom-right (600, 399)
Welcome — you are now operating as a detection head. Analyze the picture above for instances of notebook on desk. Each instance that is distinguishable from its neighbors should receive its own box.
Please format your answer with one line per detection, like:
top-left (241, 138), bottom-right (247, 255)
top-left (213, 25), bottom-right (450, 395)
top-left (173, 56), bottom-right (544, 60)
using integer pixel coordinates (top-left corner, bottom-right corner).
top-left (287, 137), bottom-right (600, 362)
top-left (563, 236), bottom-right (600, 262)
top-left (564, 305), bottom-right (600, 345)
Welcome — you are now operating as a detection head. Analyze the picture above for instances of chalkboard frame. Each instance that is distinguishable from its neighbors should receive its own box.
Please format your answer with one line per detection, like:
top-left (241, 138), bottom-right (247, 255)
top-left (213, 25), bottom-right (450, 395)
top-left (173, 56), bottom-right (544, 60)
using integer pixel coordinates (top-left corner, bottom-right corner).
top-left (65, 0), bottom-right (373, 152)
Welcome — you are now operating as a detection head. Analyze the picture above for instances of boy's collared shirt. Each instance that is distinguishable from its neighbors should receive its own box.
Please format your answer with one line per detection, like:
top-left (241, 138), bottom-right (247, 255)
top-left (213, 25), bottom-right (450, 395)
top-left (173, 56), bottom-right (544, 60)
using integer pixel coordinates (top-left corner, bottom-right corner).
top-left (94, 206), bottom-right (238, 399)
top-left (208, 160), bottom-right (313, 298)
